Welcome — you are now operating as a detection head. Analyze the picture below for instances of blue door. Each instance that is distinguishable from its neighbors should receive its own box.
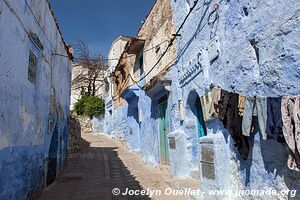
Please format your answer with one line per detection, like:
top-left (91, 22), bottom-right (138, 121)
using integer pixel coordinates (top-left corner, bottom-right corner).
top-left (195, 97), bottom-right (207, 137)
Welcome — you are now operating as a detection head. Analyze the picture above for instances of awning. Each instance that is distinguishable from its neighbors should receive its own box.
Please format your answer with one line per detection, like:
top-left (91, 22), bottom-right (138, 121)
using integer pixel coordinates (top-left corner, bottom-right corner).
top-left (127, 38), bottom-right (145, 54)
top-left (121, 85), bottom-right (141, 100)
top-left (146, 79), bottom-right (171, 100)
top-left (144, 68), bottom-right (172, 100)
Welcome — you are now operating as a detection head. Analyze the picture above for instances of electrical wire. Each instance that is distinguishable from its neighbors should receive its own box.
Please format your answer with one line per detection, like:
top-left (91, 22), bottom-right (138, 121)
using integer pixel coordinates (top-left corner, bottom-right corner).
top-left (54, 39), bottom-right (169, 62)
top-left (94, 0), bottom-right (201, 99)
top-left (112, 76), bottom-right (130, 101)
top-left (80, 1), bottom-right (299, 103)
top-left (131, 0), bottom-right (200, 85)
top-left (73, 0), bottom-right (205, 111)
top-left (112, 1), bottom-right (299, 100)
top-left (72, 1), bottom-right (201, 100)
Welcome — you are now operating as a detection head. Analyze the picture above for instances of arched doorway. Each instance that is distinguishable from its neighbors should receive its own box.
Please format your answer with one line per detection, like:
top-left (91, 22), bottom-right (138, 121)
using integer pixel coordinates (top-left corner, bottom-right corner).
top-left (195, 97), bottom-right (207, 138)
top-left (187, 90), bottom-right (207, 139)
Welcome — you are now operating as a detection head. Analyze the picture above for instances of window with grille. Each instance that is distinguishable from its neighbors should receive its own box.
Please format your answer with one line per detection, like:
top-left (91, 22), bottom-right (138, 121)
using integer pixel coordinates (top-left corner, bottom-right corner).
top-left (28, 50), bottom-right (38, 85)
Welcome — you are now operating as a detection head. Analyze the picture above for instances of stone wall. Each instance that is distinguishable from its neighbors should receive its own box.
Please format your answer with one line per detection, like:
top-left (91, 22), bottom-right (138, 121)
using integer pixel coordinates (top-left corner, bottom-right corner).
top-left (68, 118), bottom-right (81, 154)
top-left (68, 117), bottom-right (93, 154)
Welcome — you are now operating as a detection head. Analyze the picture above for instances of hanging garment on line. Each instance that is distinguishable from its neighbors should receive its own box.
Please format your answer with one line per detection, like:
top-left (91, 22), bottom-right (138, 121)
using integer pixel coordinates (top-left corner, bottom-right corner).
top-left (218, 90), bottom-right (249, 160)
top-left (201, 93), bottom-right (212, 121)
top-left (200, 86), bottom-right (221, 121)
top-left (209, 86), bottom-right (221, 118)
top-left (238, 95), bottom-right (246, 117)
top-left (281, 96), bottom-right (300, 172)
top-left (242, 96), bottom-right (268, 140)
top-left (266, 97), bottom-right (285, 143)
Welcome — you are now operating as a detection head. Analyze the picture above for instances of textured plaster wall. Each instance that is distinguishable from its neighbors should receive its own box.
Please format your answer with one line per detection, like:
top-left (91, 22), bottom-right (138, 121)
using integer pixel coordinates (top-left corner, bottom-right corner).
top-left (113, 51), bottom-right (136, 109)
top-left (0, 0), bottom-right (71, 199)
top-left (108, 103), bottom-right (141, 152)
top-left (92, 114), bottom-right (105, 134)
top-left (103, 38), bottom-right (130, 135)
top-left (137, 91), bottom-right (160, 165)
top-left (100, 0), bottom-right (176, 166)
top-left (170, 0), bottom-right (300, 199)
top-left (136, 0), bottom-right (176, 84)
top-left (106, 89), bottom-right (162, 166)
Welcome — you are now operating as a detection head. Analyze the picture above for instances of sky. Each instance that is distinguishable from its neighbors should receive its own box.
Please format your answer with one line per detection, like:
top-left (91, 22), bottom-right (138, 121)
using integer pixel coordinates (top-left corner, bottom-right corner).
top-left (49, 0), bottom-right (156, 57)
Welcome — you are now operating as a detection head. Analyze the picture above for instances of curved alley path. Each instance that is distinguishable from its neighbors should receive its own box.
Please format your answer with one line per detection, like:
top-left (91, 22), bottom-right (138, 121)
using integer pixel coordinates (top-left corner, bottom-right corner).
top-left (39, 132), bottom-right (194, 200)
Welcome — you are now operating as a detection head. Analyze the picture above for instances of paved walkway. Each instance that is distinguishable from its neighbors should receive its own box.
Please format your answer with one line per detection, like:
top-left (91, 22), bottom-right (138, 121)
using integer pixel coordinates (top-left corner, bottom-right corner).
top-left (39, 133), bottom-right (193, 200)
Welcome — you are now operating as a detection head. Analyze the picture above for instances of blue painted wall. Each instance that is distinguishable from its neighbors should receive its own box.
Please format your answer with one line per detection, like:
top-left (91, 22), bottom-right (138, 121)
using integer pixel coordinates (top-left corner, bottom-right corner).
top-left (101, 86), bottom-right (168, 166)
top-left (98, 0), bottom-right (300, 198)
top-left (0, 0), bottom-right (72, 199)
top-left (170, 0), bottom-right (300, 198)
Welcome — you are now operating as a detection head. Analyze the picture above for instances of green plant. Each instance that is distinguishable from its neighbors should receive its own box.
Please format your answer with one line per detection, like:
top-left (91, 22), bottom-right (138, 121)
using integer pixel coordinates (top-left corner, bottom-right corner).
top-left (72, 95), bottom-right (105, 118)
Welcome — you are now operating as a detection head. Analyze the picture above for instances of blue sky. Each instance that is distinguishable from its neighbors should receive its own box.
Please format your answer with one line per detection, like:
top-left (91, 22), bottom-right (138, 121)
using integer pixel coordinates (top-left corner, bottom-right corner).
top-left (49, 0), bottom-right (156, 57)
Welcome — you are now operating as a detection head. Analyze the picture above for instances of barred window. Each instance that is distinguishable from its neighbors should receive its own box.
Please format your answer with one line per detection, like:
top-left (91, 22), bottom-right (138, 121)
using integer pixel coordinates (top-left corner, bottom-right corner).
top-left (28, 50), bottom-right (38, 85)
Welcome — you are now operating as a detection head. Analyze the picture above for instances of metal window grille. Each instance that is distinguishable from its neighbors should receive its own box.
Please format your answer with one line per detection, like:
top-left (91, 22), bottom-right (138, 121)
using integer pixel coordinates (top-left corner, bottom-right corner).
top-left (28, 50), bottom-right (37, 85)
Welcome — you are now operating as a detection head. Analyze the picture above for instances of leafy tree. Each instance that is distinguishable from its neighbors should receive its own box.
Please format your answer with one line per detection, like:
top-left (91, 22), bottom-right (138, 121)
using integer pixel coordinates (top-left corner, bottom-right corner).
top-left (73, 95), bottom-right (105, 118)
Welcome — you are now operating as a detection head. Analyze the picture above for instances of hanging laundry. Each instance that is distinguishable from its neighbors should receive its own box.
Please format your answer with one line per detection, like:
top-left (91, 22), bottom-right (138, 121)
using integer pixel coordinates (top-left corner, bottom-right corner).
top-left (238, 95), bottom-right (245, 117)
top-left (281, 96), bottom-right (300, 172)
top-left (218, 89), bottom-right (231, 124)
top-left (266, 97), bottom-right (285, 143)
top-left (200, 93), bottom-right (212, 121)
top-left (218, 90), bottom-right (249, 160)
top-left (209, 86), bottom-right (221, 118)
top-left (200, 86), bottom-right (221, 121)
top-left (242, 96), bottom-right (267, 140)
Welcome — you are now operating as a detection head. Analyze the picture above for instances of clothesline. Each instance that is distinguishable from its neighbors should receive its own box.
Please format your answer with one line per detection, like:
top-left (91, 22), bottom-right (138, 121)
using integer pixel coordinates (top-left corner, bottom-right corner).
top-left (198, 85), bottom-right (300, 172)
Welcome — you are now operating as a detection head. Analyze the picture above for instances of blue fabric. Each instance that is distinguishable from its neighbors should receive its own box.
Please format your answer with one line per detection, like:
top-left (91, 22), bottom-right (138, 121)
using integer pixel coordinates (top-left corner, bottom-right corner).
top-left (266, 97), bottom-right (285, 143)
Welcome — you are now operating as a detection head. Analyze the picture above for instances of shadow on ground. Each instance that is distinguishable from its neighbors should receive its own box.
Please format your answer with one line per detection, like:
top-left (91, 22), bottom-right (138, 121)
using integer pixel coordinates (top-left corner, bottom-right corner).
top-left (39, 119), bottom-right (151, 200)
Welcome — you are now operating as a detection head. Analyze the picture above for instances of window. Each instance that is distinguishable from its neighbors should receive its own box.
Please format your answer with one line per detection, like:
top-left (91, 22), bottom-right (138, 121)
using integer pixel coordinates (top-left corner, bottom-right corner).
top-left (28, 50), bottom-right (38, 85)
top-left (139, 54), bottom-right (144, 76)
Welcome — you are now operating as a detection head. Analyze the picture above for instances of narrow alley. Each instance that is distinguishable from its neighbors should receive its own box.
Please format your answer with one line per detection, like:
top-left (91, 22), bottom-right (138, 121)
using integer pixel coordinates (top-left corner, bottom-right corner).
top-left (39, 130), bottom-right (194, 200)
top-left (1, 0), bottom-right (300, 199)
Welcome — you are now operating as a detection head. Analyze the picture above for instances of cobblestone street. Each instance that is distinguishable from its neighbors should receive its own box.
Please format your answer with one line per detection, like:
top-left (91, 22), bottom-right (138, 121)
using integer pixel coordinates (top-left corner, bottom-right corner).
top-left (39, 132), bottom-right (192, 200)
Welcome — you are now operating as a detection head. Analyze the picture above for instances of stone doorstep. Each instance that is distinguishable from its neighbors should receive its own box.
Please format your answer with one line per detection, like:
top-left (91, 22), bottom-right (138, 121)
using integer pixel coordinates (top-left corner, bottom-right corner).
top-left (168, 178), bottom-right (201, 200)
